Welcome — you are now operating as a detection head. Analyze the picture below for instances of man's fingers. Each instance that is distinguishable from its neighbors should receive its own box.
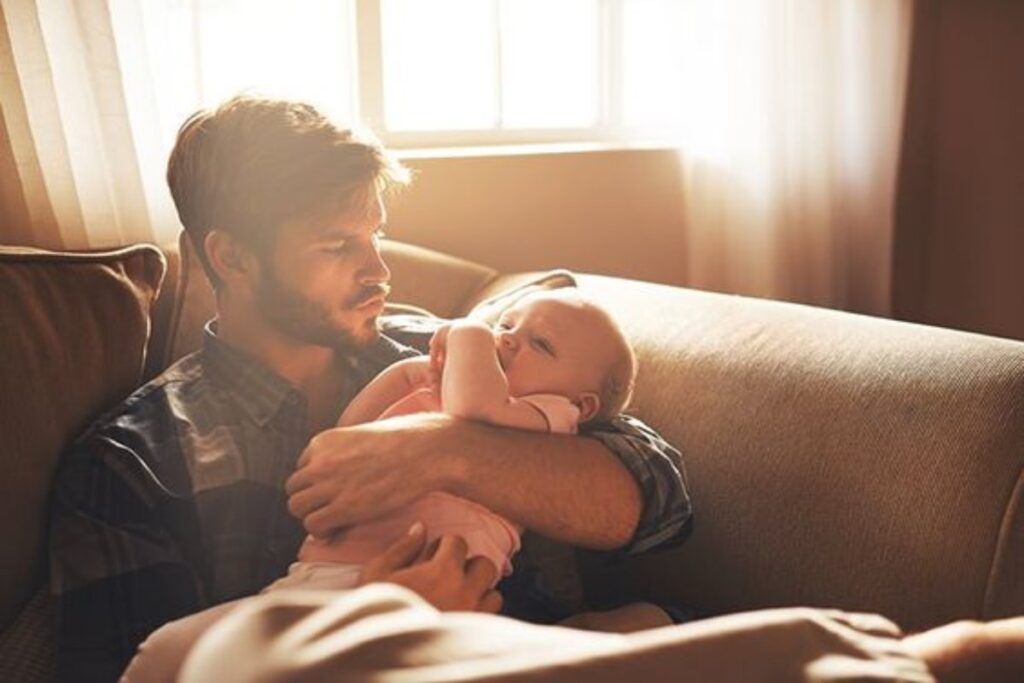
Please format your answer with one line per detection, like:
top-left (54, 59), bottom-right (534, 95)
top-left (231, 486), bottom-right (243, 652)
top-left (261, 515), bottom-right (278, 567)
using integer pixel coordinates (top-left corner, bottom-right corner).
top-left (358, 522), bottom-right (426, 584)
top-left (284, 467), bottom-right (313, 496)
top-left (432, 535), bottom-right (469, 568)
top-left (416, 536), bottom-right (443, 564)
top-left (478, 589), bottom-right (503, 614)
top-left (465, 556), bottom-right (498, 594)
top-left (286, 485), bottom-right (328, 521)
top-left (304, 502), bottom-right (352, 538)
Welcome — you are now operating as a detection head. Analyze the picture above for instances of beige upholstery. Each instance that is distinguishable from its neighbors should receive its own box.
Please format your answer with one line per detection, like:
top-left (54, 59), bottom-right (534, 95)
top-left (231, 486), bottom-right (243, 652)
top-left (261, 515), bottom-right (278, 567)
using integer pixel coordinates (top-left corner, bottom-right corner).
top-left (3, 236), bottom-right (1024, 677)
top-left (570, 275), bottom-right (1024, 632)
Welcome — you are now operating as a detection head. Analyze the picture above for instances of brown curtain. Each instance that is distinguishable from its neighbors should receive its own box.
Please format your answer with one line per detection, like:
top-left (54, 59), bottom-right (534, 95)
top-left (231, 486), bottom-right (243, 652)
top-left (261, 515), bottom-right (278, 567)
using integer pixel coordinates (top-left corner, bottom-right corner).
top-left (892, 0), bottom-right (1024, 340)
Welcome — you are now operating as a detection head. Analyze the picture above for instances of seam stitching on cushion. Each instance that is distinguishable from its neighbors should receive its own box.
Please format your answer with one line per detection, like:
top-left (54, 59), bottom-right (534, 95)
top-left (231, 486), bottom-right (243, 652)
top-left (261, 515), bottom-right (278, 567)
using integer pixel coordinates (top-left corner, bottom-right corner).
top-left (982, 464), bottom-right (1024, 617)
top-left (0, 244), bottom-right (160, 263)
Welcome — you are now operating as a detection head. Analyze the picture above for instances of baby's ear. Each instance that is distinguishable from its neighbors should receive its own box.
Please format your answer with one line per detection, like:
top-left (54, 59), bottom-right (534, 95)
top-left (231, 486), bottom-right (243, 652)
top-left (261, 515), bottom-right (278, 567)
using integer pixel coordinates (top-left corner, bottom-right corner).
top-left (576, 392), bottom-right (601, 423)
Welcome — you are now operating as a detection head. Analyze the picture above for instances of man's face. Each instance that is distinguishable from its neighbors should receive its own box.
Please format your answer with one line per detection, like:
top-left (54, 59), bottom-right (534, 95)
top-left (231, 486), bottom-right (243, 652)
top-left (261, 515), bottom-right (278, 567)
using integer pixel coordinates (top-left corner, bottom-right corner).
top-left (253, 186), bottom-right (391, 352)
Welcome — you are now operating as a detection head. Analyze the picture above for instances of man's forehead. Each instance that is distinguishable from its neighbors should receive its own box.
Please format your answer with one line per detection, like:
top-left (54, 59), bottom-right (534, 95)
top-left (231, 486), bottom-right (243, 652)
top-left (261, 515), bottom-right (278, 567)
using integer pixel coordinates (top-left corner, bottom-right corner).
top-left (301, 191), bottom-right (384, 241)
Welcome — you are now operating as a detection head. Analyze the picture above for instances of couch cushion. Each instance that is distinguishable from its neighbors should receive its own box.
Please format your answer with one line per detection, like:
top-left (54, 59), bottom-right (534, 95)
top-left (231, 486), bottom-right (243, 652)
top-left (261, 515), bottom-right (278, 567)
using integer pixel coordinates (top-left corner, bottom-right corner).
top-left (0, 245), bottom-right (165, 632)
top-left (465, 269), bottom-right (577, 324)
top-left (573, 274), bottom-right (1024, 631)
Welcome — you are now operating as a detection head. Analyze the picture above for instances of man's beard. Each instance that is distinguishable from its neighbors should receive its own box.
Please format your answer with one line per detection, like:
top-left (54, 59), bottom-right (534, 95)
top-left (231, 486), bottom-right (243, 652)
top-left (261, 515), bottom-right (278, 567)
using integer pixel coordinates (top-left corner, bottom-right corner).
top-left (254, 267), bottom-right (386, 354)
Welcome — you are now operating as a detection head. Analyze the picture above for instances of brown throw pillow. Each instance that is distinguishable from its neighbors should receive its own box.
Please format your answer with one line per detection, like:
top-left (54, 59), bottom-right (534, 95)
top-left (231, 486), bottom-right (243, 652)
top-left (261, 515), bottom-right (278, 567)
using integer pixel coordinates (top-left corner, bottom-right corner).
top-left (0, 244), bottom-right (165, 638)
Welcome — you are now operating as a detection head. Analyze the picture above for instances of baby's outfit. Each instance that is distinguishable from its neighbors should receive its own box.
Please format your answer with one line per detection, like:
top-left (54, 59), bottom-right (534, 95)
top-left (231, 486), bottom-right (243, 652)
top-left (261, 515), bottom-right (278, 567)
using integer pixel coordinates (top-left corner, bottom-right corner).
top-left (267, 386), bottom-right (580, 593)
top-left (123, 378), bottom-right (582, 681)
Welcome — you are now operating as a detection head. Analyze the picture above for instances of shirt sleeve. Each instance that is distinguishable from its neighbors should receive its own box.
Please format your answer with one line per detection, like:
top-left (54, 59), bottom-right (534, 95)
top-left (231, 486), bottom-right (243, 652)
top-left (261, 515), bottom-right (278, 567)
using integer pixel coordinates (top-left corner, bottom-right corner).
top-left (50, 431), bottom-right (205, 682)
top-left (581, 415), bottom-right (693, 556)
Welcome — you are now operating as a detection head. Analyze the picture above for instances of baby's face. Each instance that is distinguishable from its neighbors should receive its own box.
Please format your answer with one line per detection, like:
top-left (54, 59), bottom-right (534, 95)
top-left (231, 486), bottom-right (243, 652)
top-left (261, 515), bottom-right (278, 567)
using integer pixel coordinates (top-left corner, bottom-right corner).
top-left (493, 292), bottom-right (617, 409)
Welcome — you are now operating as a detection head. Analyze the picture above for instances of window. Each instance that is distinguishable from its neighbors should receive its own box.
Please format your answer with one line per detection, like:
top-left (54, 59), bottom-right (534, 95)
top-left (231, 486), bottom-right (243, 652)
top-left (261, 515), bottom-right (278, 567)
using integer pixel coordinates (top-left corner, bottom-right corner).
top-left (120, 0), bottom-right (685, 150)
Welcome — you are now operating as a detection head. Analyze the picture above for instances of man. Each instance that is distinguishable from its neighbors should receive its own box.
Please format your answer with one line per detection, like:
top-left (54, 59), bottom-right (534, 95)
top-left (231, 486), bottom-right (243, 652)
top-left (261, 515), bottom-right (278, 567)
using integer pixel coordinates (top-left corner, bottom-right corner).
top-left (49, 96), bottom-right (691, 681)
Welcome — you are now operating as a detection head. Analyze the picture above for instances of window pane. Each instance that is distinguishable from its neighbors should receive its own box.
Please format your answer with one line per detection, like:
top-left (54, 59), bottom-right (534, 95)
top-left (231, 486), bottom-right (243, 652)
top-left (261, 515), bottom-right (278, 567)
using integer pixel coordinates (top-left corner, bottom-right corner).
top-left (622, 0), bottom-right (685, 127)
top-left (127, 0), bottom-right (355, 146)
top-left (381, 0), bottom-right (497, 131)
top-left (195, 0), bottom-right (355, 121)
top-left (500, 0), bottom-right (600, 128)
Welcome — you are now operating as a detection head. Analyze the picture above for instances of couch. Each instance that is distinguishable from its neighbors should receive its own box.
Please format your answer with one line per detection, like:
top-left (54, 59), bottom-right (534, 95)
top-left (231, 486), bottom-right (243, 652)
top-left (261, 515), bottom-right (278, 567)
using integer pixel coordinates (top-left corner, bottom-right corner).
top-left (2, 235), bottom-right (1023, 680)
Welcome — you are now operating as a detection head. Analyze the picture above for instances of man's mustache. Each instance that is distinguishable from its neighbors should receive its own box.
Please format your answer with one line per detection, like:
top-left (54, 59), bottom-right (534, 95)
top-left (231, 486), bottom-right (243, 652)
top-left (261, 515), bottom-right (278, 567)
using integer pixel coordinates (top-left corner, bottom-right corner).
top-left (347, 284), bottom-right (391, 308)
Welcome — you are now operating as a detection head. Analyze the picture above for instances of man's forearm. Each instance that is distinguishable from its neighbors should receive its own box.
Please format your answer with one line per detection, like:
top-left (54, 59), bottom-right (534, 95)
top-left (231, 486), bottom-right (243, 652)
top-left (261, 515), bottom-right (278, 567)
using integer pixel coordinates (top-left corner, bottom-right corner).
top-left (436, 417), bottom-right (643, 549)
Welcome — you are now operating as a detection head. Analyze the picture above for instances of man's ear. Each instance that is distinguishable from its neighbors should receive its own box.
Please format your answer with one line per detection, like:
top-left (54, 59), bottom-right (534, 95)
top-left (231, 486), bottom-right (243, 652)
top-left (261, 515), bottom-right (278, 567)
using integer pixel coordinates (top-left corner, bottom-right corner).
top-left (576, 392), bottom-right (601, 423)
top-left (204, 230), bottom-right (260, 288)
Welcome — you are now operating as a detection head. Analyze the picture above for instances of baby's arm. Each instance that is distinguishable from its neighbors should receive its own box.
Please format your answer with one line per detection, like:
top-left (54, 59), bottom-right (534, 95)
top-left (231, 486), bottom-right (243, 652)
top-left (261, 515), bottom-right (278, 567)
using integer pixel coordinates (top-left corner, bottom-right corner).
top-left (338, 356), bottom-right (436, 426)
top-left (442, 320), bottom-right (550, 432)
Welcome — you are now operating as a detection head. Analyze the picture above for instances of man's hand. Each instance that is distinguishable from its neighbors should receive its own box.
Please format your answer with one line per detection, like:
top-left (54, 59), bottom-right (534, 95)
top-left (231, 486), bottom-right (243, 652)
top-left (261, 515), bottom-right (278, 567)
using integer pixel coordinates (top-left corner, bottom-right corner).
top-left (286, 414), bottom-right (456, 538)
top-left (358, 522), bottom-right (502, 613)
top-left (903, 617), bottom-right (1024, 683)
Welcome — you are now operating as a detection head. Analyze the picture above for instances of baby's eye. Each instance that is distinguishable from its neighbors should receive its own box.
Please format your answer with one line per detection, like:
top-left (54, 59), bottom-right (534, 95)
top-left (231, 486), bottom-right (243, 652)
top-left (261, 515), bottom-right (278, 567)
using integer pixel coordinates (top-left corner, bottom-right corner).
top-left (532, 337), bottom-right (554, 355)
top-left (496, 321), bottom-right (512, 331)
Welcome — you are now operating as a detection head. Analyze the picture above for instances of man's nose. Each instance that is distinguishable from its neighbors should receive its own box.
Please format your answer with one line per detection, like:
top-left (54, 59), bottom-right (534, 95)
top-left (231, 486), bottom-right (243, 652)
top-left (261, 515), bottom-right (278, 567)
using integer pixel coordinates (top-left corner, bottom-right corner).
top-left (360, 242), bottom-right (391, 286)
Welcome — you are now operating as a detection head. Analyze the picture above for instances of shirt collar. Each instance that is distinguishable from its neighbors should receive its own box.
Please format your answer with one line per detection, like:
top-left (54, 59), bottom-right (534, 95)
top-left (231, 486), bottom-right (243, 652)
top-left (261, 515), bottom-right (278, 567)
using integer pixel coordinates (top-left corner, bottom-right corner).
top-left (201, 320), bottom-right (306, 427)
top-left (200, 320), bottom-right (420, 427)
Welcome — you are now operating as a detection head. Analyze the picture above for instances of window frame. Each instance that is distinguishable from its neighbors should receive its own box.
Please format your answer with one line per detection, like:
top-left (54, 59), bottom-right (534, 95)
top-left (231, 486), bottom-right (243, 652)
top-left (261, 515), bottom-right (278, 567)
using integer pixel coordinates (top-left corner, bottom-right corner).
top-left (354, 0), bottom-right (664, 150)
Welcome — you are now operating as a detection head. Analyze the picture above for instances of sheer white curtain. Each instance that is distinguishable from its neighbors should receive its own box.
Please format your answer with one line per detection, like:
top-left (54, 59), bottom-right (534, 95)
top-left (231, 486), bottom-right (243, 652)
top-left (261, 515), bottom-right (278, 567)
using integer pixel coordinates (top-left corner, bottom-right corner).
top-left (0, 0), bottom-right (172, 249)
top-left (671, 0), bottom-right (913, 315)
top-left (0, 0), bottom-right (354, 250)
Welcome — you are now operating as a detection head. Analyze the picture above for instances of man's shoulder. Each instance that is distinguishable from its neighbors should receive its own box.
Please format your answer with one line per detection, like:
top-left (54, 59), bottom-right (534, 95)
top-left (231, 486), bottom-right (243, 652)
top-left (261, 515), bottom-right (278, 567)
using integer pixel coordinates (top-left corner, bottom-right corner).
top-left (379, 314), bottom-right (446, 355)
top-left (351, 329), bottom-right (425, 378)
top-left (74, 351), bottom-right (210, 448)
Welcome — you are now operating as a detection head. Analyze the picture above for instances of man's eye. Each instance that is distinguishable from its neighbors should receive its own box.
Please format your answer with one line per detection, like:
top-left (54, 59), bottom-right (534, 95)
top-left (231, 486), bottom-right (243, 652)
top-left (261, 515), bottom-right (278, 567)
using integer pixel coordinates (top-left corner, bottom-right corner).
top-left (326, 242), bottom-right (348, 255)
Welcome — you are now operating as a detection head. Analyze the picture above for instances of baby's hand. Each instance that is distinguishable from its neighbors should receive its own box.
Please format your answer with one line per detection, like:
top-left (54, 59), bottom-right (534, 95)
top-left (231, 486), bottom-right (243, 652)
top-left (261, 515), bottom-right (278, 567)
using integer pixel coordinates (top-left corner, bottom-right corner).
top-left (406, 358), bottom-right (441, 392)
top-left (429, 322), bottom-right (454, 372)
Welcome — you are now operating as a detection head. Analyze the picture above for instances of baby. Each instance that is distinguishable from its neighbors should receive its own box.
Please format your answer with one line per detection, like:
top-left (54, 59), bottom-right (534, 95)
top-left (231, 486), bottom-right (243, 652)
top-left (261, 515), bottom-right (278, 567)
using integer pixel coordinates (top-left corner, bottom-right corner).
top-left (122, 290), bottom-right (639, 681)
top-left (276, 288), bottom-right (638, 590)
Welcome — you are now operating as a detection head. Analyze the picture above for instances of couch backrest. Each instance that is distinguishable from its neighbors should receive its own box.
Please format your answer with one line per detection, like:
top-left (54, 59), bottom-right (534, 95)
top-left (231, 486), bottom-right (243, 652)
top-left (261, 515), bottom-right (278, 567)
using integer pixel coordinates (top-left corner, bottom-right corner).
top-left (0, 245), bottom-right (165, 631)
top-left (557, 274), bottom-right (1024, 631)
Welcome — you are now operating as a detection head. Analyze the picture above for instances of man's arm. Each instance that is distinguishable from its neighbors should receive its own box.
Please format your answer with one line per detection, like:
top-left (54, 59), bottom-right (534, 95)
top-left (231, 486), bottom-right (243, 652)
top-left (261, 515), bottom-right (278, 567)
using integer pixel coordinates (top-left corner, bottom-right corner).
top-left (288, 413), bottom-right (644, 550)
top-left (50, 434), bottom-right (205, 681)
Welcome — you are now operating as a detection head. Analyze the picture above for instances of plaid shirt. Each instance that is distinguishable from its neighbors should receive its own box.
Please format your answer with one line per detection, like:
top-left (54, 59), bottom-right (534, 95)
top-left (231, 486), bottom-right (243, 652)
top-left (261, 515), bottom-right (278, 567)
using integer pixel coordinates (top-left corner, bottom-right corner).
top-left (50, 318), bottom-right (692, 681)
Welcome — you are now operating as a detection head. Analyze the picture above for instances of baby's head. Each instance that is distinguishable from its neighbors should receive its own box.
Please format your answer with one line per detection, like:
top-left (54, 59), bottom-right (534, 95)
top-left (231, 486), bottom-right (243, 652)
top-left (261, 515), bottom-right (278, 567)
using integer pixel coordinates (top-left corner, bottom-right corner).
top-left (493, 289), bottom-right (636, 423)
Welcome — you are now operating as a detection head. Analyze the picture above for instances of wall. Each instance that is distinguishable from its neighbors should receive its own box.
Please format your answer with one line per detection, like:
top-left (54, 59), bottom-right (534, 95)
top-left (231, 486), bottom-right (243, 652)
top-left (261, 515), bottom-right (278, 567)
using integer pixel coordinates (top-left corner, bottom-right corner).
top-left (387, 147), bottom-right (691, 287)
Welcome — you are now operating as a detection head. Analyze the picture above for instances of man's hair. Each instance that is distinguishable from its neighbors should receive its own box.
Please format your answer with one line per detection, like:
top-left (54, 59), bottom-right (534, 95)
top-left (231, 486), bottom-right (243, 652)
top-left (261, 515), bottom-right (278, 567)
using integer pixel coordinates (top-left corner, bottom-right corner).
top-left (166, 95), bottom-right (409, 288)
